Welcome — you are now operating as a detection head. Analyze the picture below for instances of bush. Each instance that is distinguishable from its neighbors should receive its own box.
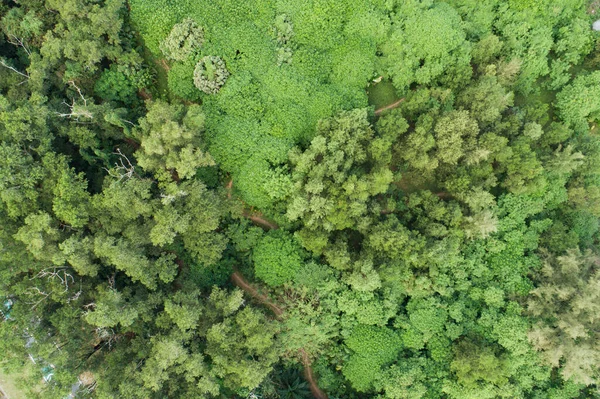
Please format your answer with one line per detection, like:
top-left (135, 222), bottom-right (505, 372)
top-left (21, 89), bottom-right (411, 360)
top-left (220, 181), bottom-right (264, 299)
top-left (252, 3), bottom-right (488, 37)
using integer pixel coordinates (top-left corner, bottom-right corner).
top-left (95, 65), bottom-right (138, 103)
top-left (193, 56), bottom-right (229, 94)
top-left (168, 59), bottom-right (202, 101)
top-left (343, 324), bottom-right (403, 392)
top-left (160, 18), bottom-right (204, 62)
top-left (95, 63), bottom-right (150, 103)
top-left (253, 230), bottom-right (303, 286)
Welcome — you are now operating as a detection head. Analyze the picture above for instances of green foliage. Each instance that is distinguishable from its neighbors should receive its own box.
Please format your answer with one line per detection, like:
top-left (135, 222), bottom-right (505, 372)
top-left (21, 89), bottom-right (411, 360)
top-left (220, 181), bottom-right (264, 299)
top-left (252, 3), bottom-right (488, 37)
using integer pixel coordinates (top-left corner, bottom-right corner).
top-left (160, 18), bottom-right (204, 62)
top-left (380, 2), bottom-right (471, 92)
top-left (445, 339), bottom-right (512, 398)
top-left (343, 324), bottom-right (402, 392)
top-left (205, 288), bottom-right (280, 390)
top-left (95, 62), bottom-right (151, 103)
top-left (2, 0), bottom-right (600, 397)
top-left (287, 108), bottom-right (395, 253)
top-left (193, 55), bottom-right (229, 94)
top-left (527, 249), bottom-right (600, 386)
top-left (556, 71), bottom-right (600, 134)
top-left (253, 230), bottom-right (304, 286)
top-left (135, 100), bottom-right (214, 180)
top-left (168, 59), bottom-right (202, 101)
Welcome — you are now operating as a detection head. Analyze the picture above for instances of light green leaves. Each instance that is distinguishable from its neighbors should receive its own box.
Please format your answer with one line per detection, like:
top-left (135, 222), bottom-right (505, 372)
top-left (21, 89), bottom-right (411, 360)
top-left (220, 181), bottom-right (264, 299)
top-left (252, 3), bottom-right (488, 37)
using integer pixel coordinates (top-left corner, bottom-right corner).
top-left (160, 18), bottom-right (204, 62)
top-left (253, 231), bottom-right (303, 286)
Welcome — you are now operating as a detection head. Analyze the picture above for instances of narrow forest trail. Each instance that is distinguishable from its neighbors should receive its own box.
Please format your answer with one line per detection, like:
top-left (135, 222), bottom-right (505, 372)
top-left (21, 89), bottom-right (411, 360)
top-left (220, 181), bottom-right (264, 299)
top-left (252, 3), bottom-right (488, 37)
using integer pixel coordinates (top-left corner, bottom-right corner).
top-left (223, 98), bottom-right (411, 397)
top-left (374, 98), bottom-right (405, 115)
top-left (244, 213), bottom-right (279, 230)
top-left (299, 349), bottom-right (329, 399)
top-left (230, 272), bottom-right (327, 399)
top-left (230, 271), bottom-right (284, 318)
top-left (226, 179), bottom-right (280, 230)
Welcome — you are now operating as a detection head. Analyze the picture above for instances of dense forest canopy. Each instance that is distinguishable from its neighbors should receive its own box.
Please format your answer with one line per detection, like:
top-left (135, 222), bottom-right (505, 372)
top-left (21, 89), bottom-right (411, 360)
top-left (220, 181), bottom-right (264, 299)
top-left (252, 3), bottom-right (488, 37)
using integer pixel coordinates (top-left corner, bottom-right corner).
top-left (1, 0), bottom-right (600, 398)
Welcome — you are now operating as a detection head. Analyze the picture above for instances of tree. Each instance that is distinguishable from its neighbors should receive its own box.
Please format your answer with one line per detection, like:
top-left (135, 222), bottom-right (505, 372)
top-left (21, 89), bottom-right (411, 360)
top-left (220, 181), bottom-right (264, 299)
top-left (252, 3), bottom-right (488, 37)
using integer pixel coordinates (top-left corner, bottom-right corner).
top-left (527, 249), bottom-right (600, 386)
top-left (40, 0), bottom-right (127, 80)
top-left (204, 288), bottom-right (281, 391)
top-left (555, 71), bottom-right (600, 134)
top-left (342, 324), bottom-right (402, 392)
top-left (134, 101), bottom-right (214, 180)
top-left (434, 110), bottom-right (480, 166)
top-left (457, 75), bottom-right (514, 127)
top-left (160, 18), bottom-right (204, 62)
top-left (193, 56), bottom-right (229, 94)
top-left (379, 2), bottom-right (471, 92)
top-left (286, 108), bottom-right (395, 253)
top-left (444, 339), bottom-right (512, 399)
top-left (252, 230), bottom-right (304, 286)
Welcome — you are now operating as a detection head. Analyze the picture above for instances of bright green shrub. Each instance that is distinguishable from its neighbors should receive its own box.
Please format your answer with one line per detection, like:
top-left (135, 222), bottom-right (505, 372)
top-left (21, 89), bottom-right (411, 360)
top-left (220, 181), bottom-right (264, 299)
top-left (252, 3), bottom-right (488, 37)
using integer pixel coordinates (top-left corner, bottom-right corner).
top-left (236, 157), bottom-right (293, 209)
top-left (343, 324), bottom-right (402, 392)
top-left (128, 0), bottom-right (186, 54)
top-left (95, 65), bottom-right (137, 103)
top-left (342, 355), bottom-right (384, 392)
top-left (95, 63), bottom-right (151, 103)
top-left (556, 71), bottom-right (600, 134)
top-left (168, 59), bottom-right (202, 101)
top-left (253, 230), bottom-right (303, 286)
top-left (379, 2), bottom-right (471, 92)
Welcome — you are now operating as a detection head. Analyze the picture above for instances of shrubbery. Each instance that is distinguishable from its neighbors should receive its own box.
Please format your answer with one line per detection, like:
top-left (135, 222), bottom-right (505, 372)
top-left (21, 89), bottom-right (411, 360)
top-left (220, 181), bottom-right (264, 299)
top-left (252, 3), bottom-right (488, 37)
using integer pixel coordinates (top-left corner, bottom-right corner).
top-left (168, 59), bottom-right (202, 101)
top-left (252, 230), bottom-right (303, 286)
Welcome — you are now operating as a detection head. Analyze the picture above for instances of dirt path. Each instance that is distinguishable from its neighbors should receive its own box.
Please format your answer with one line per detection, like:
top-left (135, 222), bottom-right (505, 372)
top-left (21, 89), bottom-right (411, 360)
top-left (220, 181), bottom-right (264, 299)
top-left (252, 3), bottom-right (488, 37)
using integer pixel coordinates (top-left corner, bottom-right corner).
top-left (226, 179), bottom-right (280, 230)
top-left (230, 271), bottom-right (327, 399)
top-left (157, 58), bottom-right (171, 72)
top-left (299, 349), bottom-right (328, 399)
top-left (231, 271), bottom-right (284, 318)
top-left (244, 213), bottom-right (279, 230)
top-left (374, 98), bottom-right (405, 115)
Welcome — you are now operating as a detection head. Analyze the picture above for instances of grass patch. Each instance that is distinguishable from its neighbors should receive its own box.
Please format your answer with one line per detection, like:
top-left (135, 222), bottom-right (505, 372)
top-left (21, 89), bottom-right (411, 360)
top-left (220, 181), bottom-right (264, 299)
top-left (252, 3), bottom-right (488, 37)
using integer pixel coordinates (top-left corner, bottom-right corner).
top-left (367, 80), bottom-right (400, 110)
top-left (0, 362), bottom-right (40, 398)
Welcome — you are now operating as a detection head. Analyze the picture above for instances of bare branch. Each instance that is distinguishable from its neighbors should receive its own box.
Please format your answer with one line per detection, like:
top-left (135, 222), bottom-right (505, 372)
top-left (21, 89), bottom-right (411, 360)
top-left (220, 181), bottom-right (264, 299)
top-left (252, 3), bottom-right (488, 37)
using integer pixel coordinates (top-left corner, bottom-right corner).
top-left (7, 34), bottom-right (31, 55)
top-left (55, 81), bottom-right (94, 122)
top-left (103, 148), bottom-right (138, 181)
top-left (0, 59), bottom-right (29, 83)
top-left (24, 287), bottom-right (50, 310)
top-left (31, 267), bottom-right (75, 293)
top-left (68, 80), bottom-right (88, 107)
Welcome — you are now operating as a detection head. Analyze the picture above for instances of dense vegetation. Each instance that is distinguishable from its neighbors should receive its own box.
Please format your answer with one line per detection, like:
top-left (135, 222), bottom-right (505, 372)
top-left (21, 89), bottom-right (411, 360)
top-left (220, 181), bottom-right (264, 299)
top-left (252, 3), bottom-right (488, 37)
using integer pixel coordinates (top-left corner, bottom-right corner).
top-left (1, 0), bottom-right (600, 398)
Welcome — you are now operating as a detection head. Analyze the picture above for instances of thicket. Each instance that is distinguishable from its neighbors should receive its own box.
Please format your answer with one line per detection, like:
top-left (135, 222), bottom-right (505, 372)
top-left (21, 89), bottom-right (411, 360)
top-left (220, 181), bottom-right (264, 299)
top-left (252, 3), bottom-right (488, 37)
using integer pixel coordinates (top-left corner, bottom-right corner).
top-left (1, 0), bottom-right (600, 398)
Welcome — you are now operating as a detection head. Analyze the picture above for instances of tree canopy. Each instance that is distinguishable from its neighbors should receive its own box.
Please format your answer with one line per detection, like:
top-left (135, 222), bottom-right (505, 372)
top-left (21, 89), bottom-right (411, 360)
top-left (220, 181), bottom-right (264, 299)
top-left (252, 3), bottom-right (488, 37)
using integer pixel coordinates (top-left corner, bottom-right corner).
top-left (1, 0), bottom-right (600, 398)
